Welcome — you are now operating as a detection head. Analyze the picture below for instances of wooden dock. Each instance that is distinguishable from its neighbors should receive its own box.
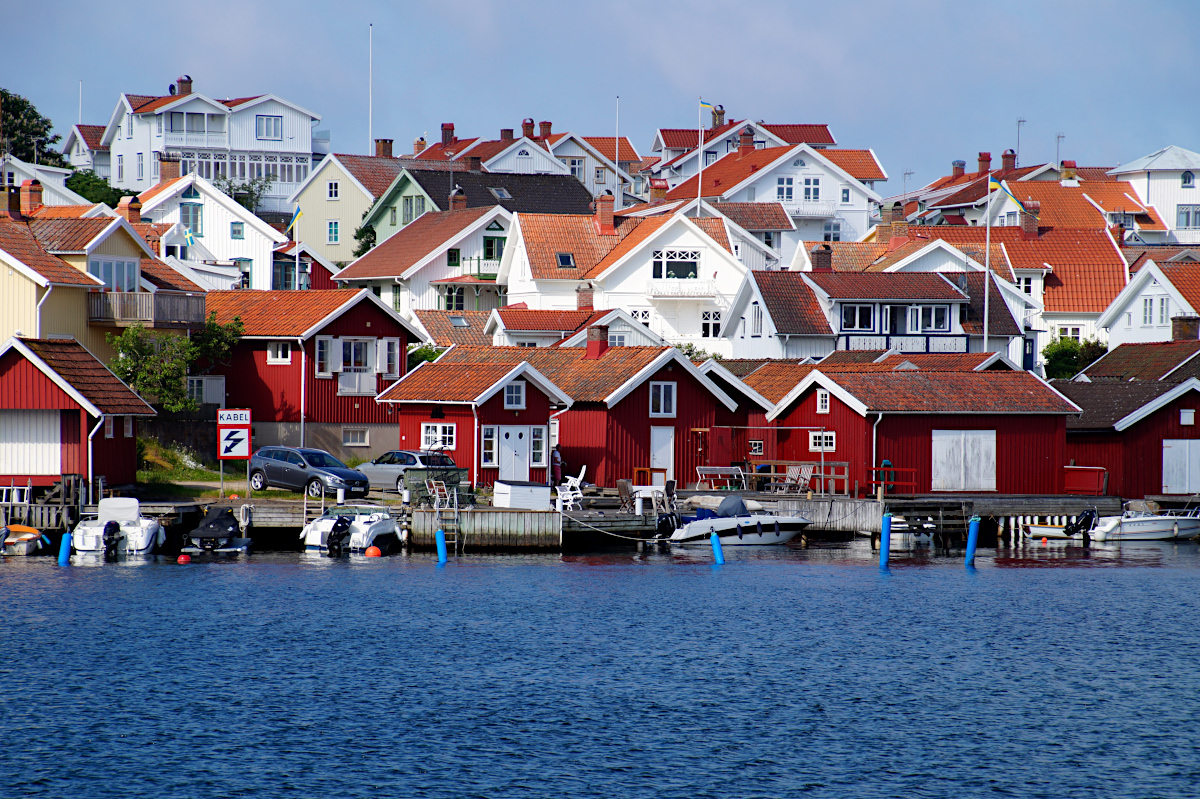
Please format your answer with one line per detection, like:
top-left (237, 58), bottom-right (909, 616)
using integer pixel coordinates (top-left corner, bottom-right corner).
top-left (409, 508), bottom-right (562, 550)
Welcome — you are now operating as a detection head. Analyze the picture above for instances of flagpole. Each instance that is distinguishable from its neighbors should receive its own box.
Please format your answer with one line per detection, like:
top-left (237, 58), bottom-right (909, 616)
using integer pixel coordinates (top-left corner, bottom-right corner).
top-left (696, 98), bottom-right (703, 212)
top-left (368, 23), bottom-right (373, 154)
top-left (984, 172), bottom-right (991, 353)
top-left (615, 95), bottom-right (619, 202)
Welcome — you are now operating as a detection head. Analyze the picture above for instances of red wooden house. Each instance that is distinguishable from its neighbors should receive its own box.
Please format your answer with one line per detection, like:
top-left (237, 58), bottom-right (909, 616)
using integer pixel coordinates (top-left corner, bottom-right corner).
top-left (758, 367), bottom-right (1079, 494)
top-left (1053, 378), bottom-right (1200, 498)
top-left (435, 327), bottom-right (738, 487)
top-left (202, 289), bottom-right (426, 462)
top-left (376, 361), bottom-right (573, 487)
top-left (0, 336), bottom-right (154, 489)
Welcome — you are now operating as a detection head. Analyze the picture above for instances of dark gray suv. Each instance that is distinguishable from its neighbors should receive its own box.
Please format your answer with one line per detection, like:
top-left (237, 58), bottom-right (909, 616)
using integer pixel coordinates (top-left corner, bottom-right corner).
top-left (248, 447), bottom-right (370, 498)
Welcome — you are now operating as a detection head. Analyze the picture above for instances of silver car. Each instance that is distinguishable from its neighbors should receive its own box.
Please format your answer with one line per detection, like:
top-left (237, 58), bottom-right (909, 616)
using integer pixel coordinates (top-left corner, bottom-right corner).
top-left (357, 450), bottom-right (457, 492)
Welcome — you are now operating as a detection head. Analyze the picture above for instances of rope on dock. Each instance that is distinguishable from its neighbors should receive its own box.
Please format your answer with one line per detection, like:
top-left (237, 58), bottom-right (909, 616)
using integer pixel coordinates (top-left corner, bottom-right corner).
top-left (559, 511), bottom-right (663, 542)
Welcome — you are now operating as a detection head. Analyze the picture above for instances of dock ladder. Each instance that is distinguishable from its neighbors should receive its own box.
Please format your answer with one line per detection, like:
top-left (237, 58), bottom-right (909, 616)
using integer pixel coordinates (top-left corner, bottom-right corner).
top-left (427, 479), bottom-right (461, 553)
top-left (302, 491), bottom-right (328, 526)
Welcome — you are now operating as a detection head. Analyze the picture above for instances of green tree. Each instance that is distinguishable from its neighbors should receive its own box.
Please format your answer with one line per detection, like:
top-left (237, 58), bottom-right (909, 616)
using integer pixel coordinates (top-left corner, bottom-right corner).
top-left (1042, 336), bottom-right (1082, 379)
top-left (65, 169), bottom-right (137, 206)
top-left (407, 344), bottom-right (441, 370)
top-left (1079, 337), bottom-right (1107, 372)
top-left (352, 223), bottom-right (376, 258)
top-left (675, 342), bottom-right (722, 362)
top-left (1, 88), bottom-right (68, 167)
top-left (212, 173), bottom-right (275, 212)
top-left (106, 313), bottom-right (244, 412)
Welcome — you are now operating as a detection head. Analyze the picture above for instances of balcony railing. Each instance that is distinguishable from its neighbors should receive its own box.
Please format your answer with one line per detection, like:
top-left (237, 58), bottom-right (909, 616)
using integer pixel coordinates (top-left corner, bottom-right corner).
top-left (163, 131), bottom-right (228, 148)
top-left (645, 278), bottom-right (719, 298)
top-left (781, 200), bottom-right (837, 218)
top-left (1171, 230), bottom-right (1200, 245)
top-left (454, 257), bottom-right (501, 281)
top-left (89, 291), bottom-right (207, 329)
top-left (840, 334), bottom-right (968, 353)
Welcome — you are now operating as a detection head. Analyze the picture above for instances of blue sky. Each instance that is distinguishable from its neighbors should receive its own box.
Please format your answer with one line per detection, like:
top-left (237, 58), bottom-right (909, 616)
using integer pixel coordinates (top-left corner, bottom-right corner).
top-left (5, 0), bottom-right (1198, 191)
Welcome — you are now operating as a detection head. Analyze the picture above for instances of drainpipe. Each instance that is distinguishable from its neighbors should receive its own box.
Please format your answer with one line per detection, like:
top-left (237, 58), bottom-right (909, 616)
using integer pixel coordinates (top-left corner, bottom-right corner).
top-left (872, 412), bottom-right (884, 480)
top-left (87, 415), bottom-right (105, 502)
top-left (297, 338), bottom-right (306, 447)
top-left (471, 404), bottom-right (480, 488)
top-left (35, 284), bottom-right (53, 338)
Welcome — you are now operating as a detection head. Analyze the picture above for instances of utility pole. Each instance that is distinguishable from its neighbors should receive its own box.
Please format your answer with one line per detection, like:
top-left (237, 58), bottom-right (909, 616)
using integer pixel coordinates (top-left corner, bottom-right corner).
top-left (1015, 117), bottom-right (1027, 167)
top-left (902, 169), bottom-right (914, 205)
top-left (1056, 133), bottom-right (1065, 167)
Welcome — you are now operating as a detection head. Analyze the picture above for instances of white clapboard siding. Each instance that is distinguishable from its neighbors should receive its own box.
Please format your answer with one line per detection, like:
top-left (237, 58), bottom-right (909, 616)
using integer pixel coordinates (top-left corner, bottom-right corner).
top-left (0, 410), bottom-right (61, 474)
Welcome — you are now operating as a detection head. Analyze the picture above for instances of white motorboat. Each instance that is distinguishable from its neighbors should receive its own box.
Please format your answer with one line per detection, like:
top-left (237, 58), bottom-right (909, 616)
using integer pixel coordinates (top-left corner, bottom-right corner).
top-left (71, 498), bottom-right (164, 558)
top-left (1023, 504), bottom-right (1200, 542)
top-left (300, 504), bottom-right (403, 556)
top-left (665, 496), bottom-right (811, 546)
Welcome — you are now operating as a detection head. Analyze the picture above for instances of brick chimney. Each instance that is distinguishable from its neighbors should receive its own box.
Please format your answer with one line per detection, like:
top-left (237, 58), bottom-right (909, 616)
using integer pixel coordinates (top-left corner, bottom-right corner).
top-left (738, 128), bottom-right (755, 157)
top-left (465, 155), bottom-right (482, 173)
top-left (978, 152), bottom-right (992, 174)
top-left (951, 160), bottom-right (966, 178)
top-left (584, 325), bottom-right (610, 359)
top-left (441, 123), bottom-right (455, 147)
top-left (176, 75), bottom-right (193, 95)
top-left (593, 193), bottom-right (616, 235)
top-left (649, 178), bottom-right (668, 204)
top-left (116, 194), bottom-right (142, 224)
top-left (1001, 149), bottom-right (1016, 172)
top-left (711, 104), bottom-right (725, 129)
top-left (576, 281), bottom-right (594, 311)
top-left (449, 187), bottom-right (467, 211)
top-left (810, 243), bottom-right (833, 272)
top-left (412, 137), bottom-right (426, 155)
top-left (19, 180), bottom-right (43, 216)
top-left (1060, 160), bottom-right (1078, 181)
top-left (5, 185), bottom-right (22, 220)
top-left (521, 118), bottom-right (535, 138)
top-left (539, 120), bottom-right (552, 139)
top-left (1021, 200), bottom-right (1041, 240)
top-left (158, 152), bottom-right (181, 183)
top-left (375, 138), bottom-right (393, 158)
top-left (500, 128), bottom-right (514, 141)
top-left (1173, 314), bottom-right (1200, 341)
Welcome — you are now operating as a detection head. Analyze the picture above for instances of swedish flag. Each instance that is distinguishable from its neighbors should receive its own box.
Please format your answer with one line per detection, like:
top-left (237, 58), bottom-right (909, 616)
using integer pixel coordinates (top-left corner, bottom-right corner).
top-left (286, 205), bottom-right (303, 233)
top-left (988, 176), bottom-right (1031, 216)
top-left (183, 227), bottom-right (196, 247)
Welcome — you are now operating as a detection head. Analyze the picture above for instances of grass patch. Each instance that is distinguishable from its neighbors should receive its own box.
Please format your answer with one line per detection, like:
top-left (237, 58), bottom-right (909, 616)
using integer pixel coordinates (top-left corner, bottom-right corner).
top-left (137, 437), bottom-right (223, 482)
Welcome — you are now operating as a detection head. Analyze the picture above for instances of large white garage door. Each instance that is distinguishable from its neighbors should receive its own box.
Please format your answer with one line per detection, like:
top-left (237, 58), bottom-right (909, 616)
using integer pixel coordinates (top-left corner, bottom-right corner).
top-left (1162, 439), bottom-right (1200, 494)
top-left (931, 429), bottom-right (996, 491)
top-left (0, 410), bottom-right (62, 474)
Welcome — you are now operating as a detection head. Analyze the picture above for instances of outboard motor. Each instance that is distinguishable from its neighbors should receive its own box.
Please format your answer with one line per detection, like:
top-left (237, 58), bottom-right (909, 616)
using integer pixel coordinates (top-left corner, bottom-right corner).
top-left (326, 516), bottom-right (352, 557)
top-left (190, 508), bottom-right (240, 552)
top-left (1064, 509), bottom-right (1097, 543)
top-left (102, 520), bottom-right (122, 561)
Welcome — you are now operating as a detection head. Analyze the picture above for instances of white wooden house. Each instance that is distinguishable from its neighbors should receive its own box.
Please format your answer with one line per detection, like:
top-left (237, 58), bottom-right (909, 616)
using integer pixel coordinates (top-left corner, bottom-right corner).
top-left (1099, 259), bottom-right (1200, 348)
top-left (0, 155), bottom-right (90, 206)
top-left (1110, 146), bottom-right (1200, 245)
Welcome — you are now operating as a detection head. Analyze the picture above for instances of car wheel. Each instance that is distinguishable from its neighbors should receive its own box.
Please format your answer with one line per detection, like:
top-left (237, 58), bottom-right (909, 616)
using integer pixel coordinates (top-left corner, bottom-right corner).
top-left (396, 477), bottom-right (405, 493)
top-left (249, 471), bottom-right (267, 491)
top-left (306, 479), bottom-right (325, 498)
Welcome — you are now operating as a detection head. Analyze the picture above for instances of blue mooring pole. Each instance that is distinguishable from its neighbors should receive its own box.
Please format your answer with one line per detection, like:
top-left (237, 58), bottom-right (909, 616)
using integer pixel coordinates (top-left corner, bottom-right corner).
top-left (57, 531), bottom-right (71, 566)
top-left (880, 513), bottom-right (892, 568)
top-left (435, 528), bottom-right (448, 564)
top-left (710, 530), bottom-right (725, 565)
top-left (966, 515), bottom-right (981, 567)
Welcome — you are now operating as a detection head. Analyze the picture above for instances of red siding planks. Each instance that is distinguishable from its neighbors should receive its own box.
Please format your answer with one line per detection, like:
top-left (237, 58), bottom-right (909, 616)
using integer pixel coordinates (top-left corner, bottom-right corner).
top-left (0, 352), bottom-right (77, 410)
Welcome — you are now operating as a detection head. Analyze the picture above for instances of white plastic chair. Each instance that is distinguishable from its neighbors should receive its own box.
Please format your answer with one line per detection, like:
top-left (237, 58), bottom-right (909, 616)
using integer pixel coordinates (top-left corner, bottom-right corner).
top-left (558, 465), bottom-right (586, 511)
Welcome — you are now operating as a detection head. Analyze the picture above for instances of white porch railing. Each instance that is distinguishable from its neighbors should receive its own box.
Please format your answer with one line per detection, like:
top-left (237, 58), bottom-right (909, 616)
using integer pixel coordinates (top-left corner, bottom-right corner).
top-left (164, 131), bottom-right (228, 148)
top-left (842, 334), bottom-right (967, 353)
top-left (645, 278), bottom-right (718, 298)
top-left (338, 370), bottom-right (377, 395)
top-left (782, 201), bottom-right (837, 218)
top-left (1171, 230), bottom-right (1200, 245)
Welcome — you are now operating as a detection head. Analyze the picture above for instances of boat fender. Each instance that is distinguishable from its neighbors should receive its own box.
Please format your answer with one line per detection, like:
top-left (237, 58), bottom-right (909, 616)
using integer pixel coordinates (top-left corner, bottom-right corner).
top-left (737, 523), bottom-right (743, 539)
top-left (756, 520), bottom-right (763, 538)
top-left (157, 528), bottom-right (166, 547)
top-left (1174, 522), bottom-right (1180, 539)
top-left (775, 520), bottom-right (781, 538)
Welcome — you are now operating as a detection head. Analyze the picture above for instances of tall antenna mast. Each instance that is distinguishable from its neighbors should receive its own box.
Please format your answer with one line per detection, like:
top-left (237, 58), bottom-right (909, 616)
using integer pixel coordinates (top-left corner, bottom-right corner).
top-left (368, 23), bottom-right (373, 154)
top-left (1015, 117), bottom-right (1027, 167)
top-left (1056, 133), bottom-right (1065, 167)
top-left (903, 169), bottom-right (914, 205)
top-left (79, 80), bottom-right (82, 124)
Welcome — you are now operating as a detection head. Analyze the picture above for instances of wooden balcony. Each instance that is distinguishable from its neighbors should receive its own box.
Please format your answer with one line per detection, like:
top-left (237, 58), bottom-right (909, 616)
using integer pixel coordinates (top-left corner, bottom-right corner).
top-left (89, 291), bottom-right (207, 329)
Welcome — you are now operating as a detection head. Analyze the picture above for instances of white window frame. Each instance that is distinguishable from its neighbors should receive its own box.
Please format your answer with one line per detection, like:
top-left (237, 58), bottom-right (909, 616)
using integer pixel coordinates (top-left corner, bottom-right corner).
top-left (531, 427), bottom-right (546, 467)
top-left (816, 389), bottom-right (831, 414)
top-left (1160, 296), bottom-right (1170, 325)
top-left (804, 177), bottom-right (820, 201)
top-left (314, 336), bottom-right (333, 377)
top-left (230, 221), bottom-right (244, 240)
top-left (117, 155), bottom-right (124, 181)
top-left (702, 310), bottom-right (721, 338)
top-left (1143, 297), bottom-right (1154, 326)
top-left (266, 341), bottom-right (292, 364)
top-left (840, 304), bottom-right (874, 332)
top-left (136, 153), bottom-right (144, 181)
top-left (808, 431), bottom-right (836, 452)
top-left (378, 338), bottom-right (401, 378)
top-left (422, 423), bottom-right (456, 450)
top-left (342, 428), bottom-right (369, 447)
top-left (104, 416), bottom-right (114, 439)
top-left (481, 426), bottom-right (497, 466)
top-left (749, 440), bottom-right (764, 456)
top-left (608, 332), bottom-right (627, 346)
top-left (327, 180), bottom-right (339, 200)
top-left (841, 186), bottom-right (851, 204)
top-left (124, 416), bottom-right (134, 437)
top-left (256, 115), bottom-right (283, 140)
top-left (327, 220), bottom-right (339, 244)
top-left (920, 305), bottom-right (950, 333)
top-left (594, 166), bottom-right (606, 183)
top-left (751, 302), bottom-right (763, 337)
top-left (504, 381), bottom-right (526, 410)
top-left (776, 177), bottom-right (793, 201)
top-left (649, 381), bottom-right (676, 418)
top-left (1182, 409), bottom-right (1196, 426)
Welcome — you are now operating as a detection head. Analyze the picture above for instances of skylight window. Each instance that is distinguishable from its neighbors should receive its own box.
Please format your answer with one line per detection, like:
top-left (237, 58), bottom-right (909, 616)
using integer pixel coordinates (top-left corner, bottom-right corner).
top-left (556, 253), bottom-right (575, 268)
top-left (450, 316), bottom-right (469, 327)
top-left (489, 187), bottom-right (513, 200)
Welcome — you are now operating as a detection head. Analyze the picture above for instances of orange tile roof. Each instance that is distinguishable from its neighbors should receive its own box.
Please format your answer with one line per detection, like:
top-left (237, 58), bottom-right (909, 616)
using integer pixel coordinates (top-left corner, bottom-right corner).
top-left (631, 155), bottom-right (660, 174)
top-left (203, 289), bottom-right (366, 336)
top-left (30, 205), bottom-right (98, 219)
top-left (760, 124), bottom-right (836, 146)
top-left (437, 345), bottom-right (671, 403)
top-left (582, 136), bottom-right (640, 163)
top-left (130, 221), bottom-right (171, 256)
top-left (414, 138), bottom-right (481, 161)
top-left (820, 149), bottom-right (886, 181)
top-left (138, 258), bottom-right (204, 292)
top-left (333, 154), bottom-right (408, 198)
top-left (0, 217), bottom-right (98, 286)
top-left (496, 309), bottom-right (610, 332)
top-left (1003, 230), bottom-right (1125, 314)
top-left (21, 339), bottom-right (155, 415)
top-left (710, 202), bottom-right (792, 230)
top-left (1159, 262), bottom-right (1200, 313)
top-left (658, 122), bottom-right (740, 151)
top-left (1006, 181), bottom-right (1162, 230)
top-left (335, 206), bottom-right (493, 281)
top-left (664, 146), bottom-right (792, 200)
top-left (742, 363), bottom-right (817, 403)
top-left (125, 94), bottom-right (160, 112)
top-left (137, 176), bottom-right (186, 204)
top-left (414, 310), bottom-right (492, 347)
top-left (378, 363), bottom-right (522, 403)
top-left (74, 124), bottom-right (107, 151)
top-left (1082, 340), bottom-right (1200, 382)
top-left (28, 218), bottom-right (112, 253)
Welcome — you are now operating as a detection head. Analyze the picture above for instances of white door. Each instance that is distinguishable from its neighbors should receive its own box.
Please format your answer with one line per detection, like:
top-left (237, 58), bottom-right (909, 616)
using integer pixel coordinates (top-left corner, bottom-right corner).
top-left (931, 429), bottom-right (996, 491)
top-left (499, 426), bottom-right (530, 481)
top-left (0, 410), bottom-right (61, 474)
top-left (1162, 439), bottom-right (1200, 494)
top-left (650, 426), bottom-right (675, 482)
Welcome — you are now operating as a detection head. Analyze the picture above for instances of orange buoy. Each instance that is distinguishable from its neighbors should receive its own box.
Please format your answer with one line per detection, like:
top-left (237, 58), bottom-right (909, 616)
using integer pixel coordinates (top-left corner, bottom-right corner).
top-left (229, 494), bottom-right (239, 499)
top-left (1041, 537), bottom-right (1048, 545)
top-left (177, 554), bottom-right (192, 564)
top-left (364, 546), bottom-right (382, 558)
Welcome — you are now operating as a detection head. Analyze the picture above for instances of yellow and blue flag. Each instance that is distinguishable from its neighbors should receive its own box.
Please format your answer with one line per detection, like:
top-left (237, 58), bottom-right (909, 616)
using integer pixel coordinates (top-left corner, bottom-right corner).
top-left (183, 227), bottom-right (196, 247)
top-left (988, 176), bottom-right (1033, 217)
top-left (286, 205), bottom-right (303, 233)
top-left (700, 100), bottom-right (714, 110)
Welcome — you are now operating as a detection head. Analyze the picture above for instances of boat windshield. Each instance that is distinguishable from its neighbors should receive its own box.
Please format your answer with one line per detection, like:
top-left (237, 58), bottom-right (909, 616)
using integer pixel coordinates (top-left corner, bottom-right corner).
top-left (322, 505), bottom-right (385, 519)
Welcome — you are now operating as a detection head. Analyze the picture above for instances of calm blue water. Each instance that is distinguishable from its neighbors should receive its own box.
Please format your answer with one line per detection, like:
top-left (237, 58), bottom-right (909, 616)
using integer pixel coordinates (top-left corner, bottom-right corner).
top-left (3, 540), bottom-right (1200, 798)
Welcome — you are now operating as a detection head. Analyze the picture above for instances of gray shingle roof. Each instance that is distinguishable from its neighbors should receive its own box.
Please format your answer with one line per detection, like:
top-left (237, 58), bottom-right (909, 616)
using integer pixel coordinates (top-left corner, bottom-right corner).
top-left (409, 170), bottom-right (595, 215)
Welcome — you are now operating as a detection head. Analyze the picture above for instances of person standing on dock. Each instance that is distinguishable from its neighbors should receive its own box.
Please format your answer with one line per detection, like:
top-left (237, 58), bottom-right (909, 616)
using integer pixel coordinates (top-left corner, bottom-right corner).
top-left (551, 446), bottom-right (563, 487)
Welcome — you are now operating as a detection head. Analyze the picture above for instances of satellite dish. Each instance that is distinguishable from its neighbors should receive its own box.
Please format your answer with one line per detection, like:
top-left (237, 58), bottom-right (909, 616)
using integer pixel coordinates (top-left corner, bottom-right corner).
top-left (168, 83), bottom-right (176, 95)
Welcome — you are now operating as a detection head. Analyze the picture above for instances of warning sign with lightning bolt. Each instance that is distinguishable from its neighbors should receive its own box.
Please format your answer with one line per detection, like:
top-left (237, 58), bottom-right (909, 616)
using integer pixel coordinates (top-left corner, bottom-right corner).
top-left (216, 409), bottom-right (252, 460)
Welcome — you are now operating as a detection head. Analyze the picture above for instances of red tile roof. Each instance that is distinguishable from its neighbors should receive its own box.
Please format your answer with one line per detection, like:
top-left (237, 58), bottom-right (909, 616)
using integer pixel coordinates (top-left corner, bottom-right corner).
top-left (806, 271), bottom-right (965, 301)
top-left (1159, 262), bottom-right (1200, 312)
top-left (377, 363), bottom-right (522, 403)
top-left (517, 214), bottom-right (653, 280)
top-left (75, 124), bottom-right (107, 151)
top-left (720, 358), bottom-right (813, 377)
top-left (631, 155), bottom-right (660, 174)
top-left (31, 205), bottom-right (99, 219)
top-left (818, 370), bottom-right (1077, 414)
top-left (820, 149), bottom-right (887, 181)
top-left (1003, 230), bottom-right (1125, 314)
top-left (664, 146), bottom-right (792, 201)
top-left (130, 221), bottom-right (170, 256)
top-left (742, 363), bottom-right (817, 403)
top-left (20, 338), bottom-right (154, 415)
top-left (27, 218), bottom-right (112, 253)
top-left (582, 136), bottom-right (640, 163)
top-left (204, 289), bottom-right (367, 336)
top-left (752, 272), bottom-right (832, 335)
top-left (658, 123), bottom-right (739, 151)
top-left (710, 202), bottom-right (792, 231)
top-left (137, 176), bottom-right (186, 204)
top-left (760, 124), bottom-right (835, 146)
top-left (1007, 180), bottom-right (1164, 230)
top-left (124, 94), bottom-right (160, 112)
top-left (959, 271), bottom-right (1022, 337)
top-left (931, 168), bottom-right (1042, 208)
top-left (138, 258), bottom-right (205, 292)
top-left (1081, 341), bottom-right (1200, 382)
top-left (0, 217), bottom-right (98, 286)
top-left (819, 350), bottom-right (887, 366)
top-left (496, 308), bottom-right (609, 332)
top-left (335, 206), bottom-right (494, 281)
top-left (333, 154), bottom-right (409, 198)
top-left (414, 138), bottom-right (481, 161)
top-left (413, 310), bottom-right (492, 347)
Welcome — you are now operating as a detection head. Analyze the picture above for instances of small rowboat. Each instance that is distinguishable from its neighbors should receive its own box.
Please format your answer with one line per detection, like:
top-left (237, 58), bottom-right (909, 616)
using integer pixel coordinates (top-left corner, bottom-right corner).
top-left (3, 524), bottom-right (50, 556)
